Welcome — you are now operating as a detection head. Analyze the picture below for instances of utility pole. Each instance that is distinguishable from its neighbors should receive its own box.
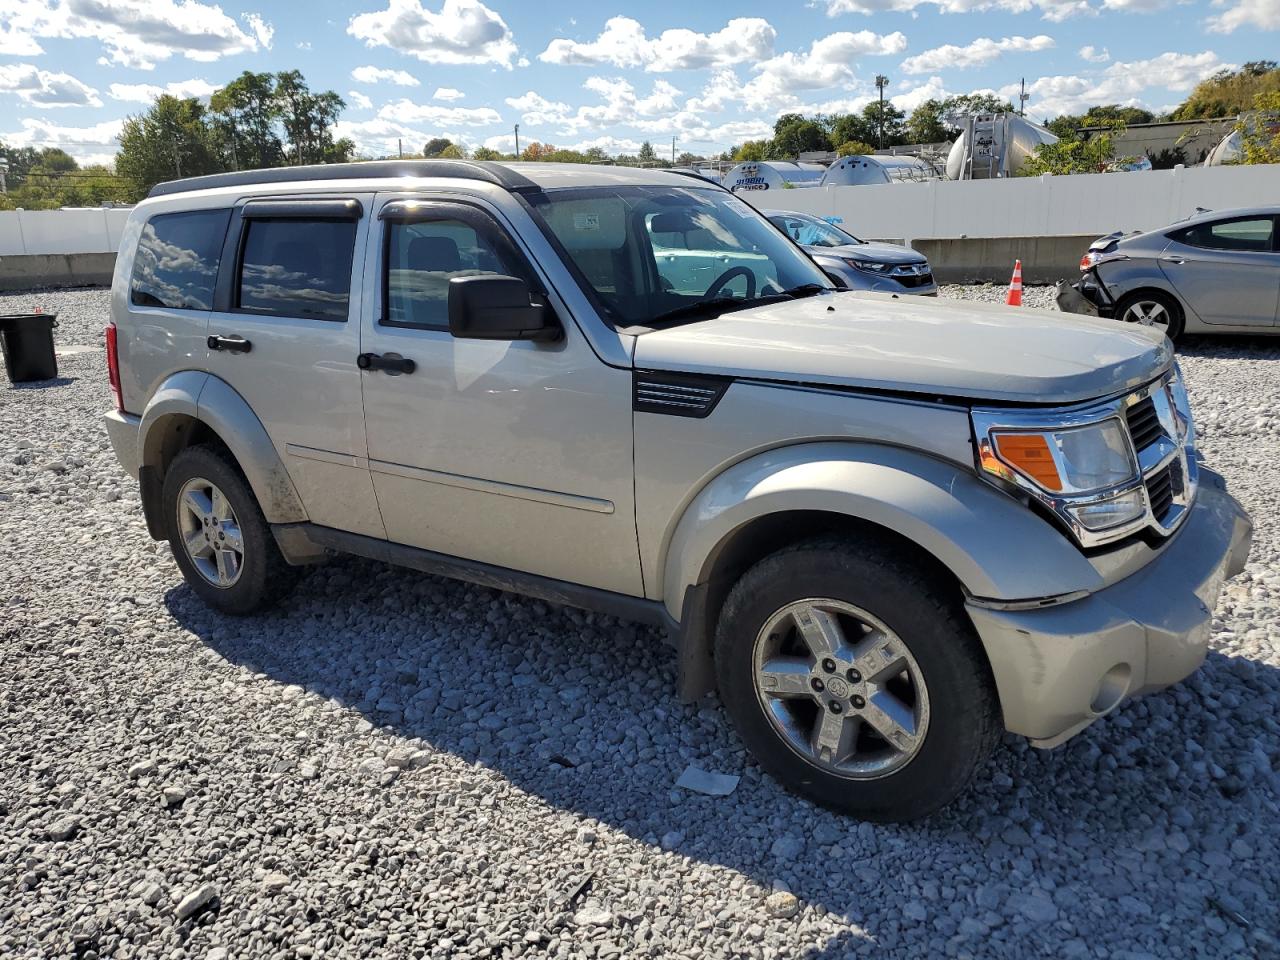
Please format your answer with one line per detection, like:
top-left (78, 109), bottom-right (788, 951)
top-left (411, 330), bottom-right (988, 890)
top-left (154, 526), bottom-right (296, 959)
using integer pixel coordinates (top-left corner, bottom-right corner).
top-left (1019, 78), bottom-right (1029, 117)
top-left (0, 160), bottom-right (8, 195)
top-left (514, 123), bottom-right (520, 158)
top-left (672, 136), bottom-right (676, 164)
top-left (398, 138), bottom-right (403, 159)
top-left (874, 74), bottom-right (889, 149)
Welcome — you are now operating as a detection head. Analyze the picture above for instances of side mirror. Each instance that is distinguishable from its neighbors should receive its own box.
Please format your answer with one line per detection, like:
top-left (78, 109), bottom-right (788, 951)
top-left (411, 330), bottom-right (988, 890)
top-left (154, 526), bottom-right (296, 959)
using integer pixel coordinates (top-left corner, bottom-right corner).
top-left (823, 270), bottom-right (848, 289)
top-left (448, 275), bottom-right (560, 342)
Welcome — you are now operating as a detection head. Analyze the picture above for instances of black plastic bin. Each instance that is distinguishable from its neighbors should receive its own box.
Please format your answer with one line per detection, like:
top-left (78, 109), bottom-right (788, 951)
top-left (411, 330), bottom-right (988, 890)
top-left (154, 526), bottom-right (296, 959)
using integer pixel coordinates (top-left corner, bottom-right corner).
top-left (0, 314), bottom-right (58, 384)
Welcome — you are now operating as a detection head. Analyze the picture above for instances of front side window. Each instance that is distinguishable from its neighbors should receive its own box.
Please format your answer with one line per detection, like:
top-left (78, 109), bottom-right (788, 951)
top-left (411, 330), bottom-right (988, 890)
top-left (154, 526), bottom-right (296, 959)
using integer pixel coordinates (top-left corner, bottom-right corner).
top-left (130, 209), bottom-right (230, 310)
top-left (237, 218), bottom-right (357, 321)
top-left (769, 214), bottom-right (861, 248)
top-left (384, 217), bottom-right (525, 328)
top-left (1175, 218), bottom-right (1275, 253)
top-left (527, 186), bottom-right (833, 328)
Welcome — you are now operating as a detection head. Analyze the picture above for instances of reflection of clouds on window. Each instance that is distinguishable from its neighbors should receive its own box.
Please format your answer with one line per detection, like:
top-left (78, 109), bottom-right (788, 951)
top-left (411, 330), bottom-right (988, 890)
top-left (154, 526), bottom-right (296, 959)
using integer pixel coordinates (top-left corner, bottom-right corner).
top-left (130, 210), bottom-right (228, 310)
top-left (384, 219), bottom-right (515, 328)
top-left (236, 219), bottom-right (356, 322)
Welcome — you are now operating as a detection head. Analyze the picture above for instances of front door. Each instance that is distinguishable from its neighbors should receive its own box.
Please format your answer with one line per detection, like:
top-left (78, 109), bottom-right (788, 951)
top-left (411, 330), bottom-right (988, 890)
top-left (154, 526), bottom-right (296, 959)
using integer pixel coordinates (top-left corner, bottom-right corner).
top-left (357, 194), bottom-right (642, 596)
top-left (205, 195), bottom-right (386, 538)
top-left (1161, 215), bottom-right (1280, 327)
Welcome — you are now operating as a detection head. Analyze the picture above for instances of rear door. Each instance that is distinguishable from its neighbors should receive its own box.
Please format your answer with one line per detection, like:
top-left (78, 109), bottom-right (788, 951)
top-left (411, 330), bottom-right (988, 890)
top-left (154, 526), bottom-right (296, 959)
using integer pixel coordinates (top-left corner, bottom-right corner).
top-left (205, 195), bottom-right (385, 538)
top-left (1160, 215), bottom-right (1280, 327)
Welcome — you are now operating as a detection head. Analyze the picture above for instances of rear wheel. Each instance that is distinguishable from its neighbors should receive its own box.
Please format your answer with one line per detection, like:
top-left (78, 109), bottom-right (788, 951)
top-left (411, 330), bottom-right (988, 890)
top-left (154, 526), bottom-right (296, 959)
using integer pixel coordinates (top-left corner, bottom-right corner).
top-left (162, 444), bottom-right (296, 615)
top-left (1114, 290), bottom-right (1184, 342)
top-left (714, 537), bottom-right (1000, 821)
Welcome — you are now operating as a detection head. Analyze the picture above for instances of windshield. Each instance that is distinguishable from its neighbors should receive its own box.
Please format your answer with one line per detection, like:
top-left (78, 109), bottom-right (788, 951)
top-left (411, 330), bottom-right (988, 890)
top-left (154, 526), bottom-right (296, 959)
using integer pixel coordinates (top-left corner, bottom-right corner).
top-left (768, 212), bottom-right (862, 248)
top-left (526, 185), bottom-right (834, 328)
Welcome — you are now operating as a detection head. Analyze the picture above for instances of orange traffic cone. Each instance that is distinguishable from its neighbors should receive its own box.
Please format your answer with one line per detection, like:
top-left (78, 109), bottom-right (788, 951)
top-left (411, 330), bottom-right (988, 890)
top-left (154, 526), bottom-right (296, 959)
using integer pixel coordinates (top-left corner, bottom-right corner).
top-left (1006, 260), bottom-right (1023, 307)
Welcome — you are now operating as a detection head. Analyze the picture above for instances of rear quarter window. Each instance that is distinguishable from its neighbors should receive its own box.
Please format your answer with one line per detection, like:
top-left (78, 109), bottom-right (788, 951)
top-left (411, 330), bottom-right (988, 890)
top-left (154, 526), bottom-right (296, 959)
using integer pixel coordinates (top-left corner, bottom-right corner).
top-left (130, 209), bottom-right (231, 310)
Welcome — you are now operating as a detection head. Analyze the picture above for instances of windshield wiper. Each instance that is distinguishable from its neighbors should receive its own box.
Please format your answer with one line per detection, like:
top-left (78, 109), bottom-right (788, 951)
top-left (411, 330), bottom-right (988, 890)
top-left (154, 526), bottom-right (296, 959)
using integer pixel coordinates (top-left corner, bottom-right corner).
top-left (778, 283), bottom-right (828, 299)
top-left (648, 297), bottom-right (745, 326)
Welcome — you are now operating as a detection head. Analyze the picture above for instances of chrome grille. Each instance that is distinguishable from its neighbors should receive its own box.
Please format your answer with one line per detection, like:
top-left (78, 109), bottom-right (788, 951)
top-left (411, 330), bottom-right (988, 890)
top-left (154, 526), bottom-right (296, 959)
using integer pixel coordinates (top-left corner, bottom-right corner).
top-left (1145, 462), bottom-right (1175, 521)
top-left (1125, 396), bottom-right (1162, 451)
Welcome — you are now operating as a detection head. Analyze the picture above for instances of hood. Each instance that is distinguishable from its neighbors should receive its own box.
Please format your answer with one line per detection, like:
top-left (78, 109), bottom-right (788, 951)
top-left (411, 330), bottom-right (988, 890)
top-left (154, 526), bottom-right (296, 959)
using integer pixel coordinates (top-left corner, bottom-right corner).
top-left (633, 292), bottom-right (1172, 405)
top-left (807, 241), bottom-right (926, 264)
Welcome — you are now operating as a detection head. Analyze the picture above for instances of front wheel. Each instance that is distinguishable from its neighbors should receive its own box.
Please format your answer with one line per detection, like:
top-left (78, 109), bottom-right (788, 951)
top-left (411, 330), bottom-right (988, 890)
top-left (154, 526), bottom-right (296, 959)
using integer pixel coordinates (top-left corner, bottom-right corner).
top-left (714, 537), bottom-right (1000, 821)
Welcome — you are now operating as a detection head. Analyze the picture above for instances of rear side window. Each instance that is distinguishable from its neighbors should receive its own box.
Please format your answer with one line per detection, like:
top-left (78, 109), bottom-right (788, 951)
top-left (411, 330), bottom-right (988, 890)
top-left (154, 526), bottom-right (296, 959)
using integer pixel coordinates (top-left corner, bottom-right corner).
top-left (237, 219), bottom-right (357, 321)
top-left (130, 209), bottom-right (230, 310)
top-left (1173, 218), bottom-right (1275, 253)
top-left (384, 217), bottom-right (527, 329)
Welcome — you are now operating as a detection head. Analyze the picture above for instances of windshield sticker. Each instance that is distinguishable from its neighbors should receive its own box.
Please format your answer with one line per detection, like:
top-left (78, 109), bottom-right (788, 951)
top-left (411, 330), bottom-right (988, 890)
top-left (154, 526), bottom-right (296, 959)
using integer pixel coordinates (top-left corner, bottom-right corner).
top-left (573, 213), bottom-right (600, 231)
top-left (723, 198), bottom-right (756, 218)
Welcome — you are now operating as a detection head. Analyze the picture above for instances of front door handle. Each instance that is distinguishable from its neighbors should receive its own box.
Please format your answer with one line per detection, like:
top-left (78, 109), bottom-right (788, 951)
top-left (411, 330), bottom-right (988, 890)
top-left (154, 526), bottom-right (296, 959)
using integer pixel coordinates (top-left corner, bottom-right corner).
top-left (357, 352), bottom-right (416, 375)
top-left (208, 334), bottom-right (252, 354)
top-left (1161, 256), bottom-right (1186, 265)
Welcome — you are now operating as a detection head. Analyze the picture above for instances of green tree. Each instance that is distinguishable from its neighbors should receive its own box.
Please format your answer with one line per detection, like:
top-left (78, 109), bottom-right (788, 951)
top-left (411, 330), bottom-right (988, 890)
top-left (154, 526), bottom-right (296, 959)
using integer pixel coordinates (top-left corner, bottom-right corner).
top-left (423, 137), bottom-right (453, 158)
top-left (437, 143), bottom-right (466, 159)
top-left (905, 101), bottom-right (949, 144)
top-left (1238, 91), bottom-right (1280, 164)
top-left (583, 146), bottom-right (608, 161)
top-left (1020, 122), bottom-right (1128, 176)
top-left (117, 95), bottom-right (224, 197)
top-left (861, 101), bottom-right (907, 147)
top-left (771, 114), bottom-right (831, 158)
top-left (1171, 61), bottom-right (1280, 120)
top-left (675, 151), bottom-right (703, 165)
top-left (210, 71), bottom-right (282, 170)
top-left (732, 140), bottom-right (769, 161)
top-left (836, 140), bottom-right (875, 156)
top-left (637, 140), bottom-right (657, 164)
top-left (471, 146), bottom-right (502, 160)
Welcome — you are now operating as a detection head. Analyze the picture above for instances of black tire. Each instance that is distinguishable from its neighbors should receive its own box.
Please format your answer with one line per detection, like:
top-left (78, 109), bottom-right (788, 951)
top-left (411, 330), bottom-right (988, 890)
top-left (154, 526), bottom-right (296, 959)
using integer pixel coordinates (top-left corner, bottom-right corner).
top-left (161, 443), bottom-right (296, 615)
top-left (714, 536), bottom-right (1000, 821)
top-left (1113, 289), bottom-right (1185, 342)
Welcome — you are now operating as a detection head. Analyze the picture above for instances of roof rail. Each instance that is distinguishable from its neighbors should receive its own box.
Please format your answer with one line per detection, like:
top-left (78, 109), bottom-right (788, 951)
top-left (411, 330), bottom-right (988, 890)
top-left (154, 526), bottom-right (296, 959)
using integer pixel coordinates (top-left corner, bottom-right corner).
top-left (146, 159), bottom-right (540, 199)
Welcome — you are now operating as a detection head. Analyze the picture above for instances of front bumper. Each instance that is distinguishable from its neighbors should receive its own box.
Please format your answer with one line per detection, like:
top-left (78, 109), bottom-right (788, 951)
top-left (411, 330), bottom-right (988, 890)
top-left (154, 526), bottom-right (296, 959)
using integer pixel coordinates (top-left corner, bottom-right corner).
top-left (966, 467), bottom-right (1251, 747)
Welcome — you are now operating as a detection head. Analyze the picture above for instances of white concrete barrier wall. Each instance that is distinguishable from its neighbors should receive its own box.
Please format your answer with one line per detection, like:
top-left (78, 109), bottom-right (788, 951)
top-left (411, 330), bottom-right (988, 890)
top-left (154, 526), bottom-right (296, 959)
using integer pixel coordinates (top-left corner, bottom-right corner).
top-left (0, 208), bottom-right (133, 256)
top-left (739, 163), bottom-right (1280, 243)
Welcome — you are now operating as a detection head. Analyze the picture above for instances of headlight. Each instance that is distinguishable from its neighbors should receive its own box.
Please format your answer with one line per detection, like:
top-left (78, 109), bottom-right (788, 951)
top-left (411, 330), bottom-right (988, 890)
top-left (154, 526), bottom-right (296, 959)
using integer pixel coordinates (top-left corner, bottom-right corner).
top-left (844, 258), bottom-right (891, 274)
top-left (982, 419), bottom-right (1136, 495)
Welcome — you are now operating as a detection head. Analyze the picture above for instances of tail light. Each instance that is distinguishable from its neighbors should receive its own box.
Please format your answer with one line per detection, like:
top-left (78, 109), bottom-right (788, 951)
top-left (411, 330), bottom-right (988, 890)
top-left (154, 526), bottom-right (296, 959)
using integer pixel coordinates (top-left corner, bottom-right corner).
top-left (105, 322), bottom-right (123, 412)
top-left (1079, 252), bottom-right (1095, 271)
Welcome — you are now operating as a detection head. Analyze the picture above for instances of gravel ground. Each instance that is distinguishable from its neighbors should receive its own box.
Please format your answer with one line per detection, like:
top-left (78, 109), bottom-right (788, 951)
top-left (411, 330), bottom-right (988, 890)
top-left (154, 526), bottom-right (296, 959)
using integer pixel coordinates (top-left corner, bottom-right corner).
top-left (2, 285), bottom-right (1279, 960)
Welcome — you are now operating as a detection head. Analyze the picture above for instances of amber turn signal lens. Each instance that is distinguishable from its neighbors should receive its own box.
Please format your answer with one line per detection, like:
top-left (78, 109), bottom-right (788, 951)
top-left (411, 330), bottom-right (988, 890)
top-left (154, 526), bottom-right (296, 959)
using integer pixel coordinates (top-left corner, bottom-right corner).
top-left (994, 433), bottom-right (1062, 492)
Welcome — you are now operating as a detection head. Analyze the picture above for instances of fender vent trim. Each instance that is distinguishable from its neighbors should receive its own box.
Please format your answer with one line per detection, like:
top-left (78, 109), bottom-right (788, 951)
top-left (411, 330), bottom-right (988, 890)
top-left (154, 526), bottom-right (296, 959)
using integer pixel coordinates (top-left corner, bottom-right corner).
top-left (634, 371), bottom-right (730, 419)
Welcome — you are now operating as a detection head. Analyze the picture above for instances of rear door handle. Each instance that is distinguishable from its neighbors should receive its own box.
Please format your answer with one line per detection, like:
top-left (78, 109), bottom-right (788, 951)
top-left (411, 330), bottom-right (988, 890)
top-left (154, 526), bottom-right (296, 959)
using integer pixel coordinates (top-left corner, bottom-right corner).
top-left (357, 352), bottom-right (416, 375)
top-left (208, 334), bottom-right (252, 354)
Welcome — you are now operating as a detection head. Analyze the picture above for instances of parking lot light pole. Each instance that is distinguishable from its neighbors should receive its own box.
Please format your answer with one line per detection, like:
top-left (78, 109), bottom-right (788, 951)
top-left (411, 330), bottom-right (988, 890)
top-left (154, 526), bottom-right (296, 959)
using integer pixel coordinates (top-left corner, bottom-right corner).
top-left (875, 75), bottom-right (889, 149)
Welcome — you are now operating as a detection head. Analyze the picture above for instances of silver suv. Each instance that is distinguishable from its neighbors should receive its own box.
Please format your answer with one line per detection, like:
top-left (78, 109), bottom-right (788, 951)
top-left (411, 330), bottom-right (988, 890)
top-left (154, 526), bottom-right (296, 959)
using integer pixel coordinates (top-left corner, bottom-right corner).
top-left (104, 161), bottom-right (1251, 821)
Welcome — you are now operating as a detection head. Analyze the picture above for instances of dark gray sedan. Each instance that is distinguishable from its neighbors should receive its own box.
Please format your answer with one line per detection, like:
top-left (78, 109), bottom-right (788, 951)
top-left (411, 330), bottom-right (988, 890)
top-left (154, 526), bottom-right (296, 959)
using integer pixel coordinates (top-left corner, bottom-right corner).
top-left (764, 209), bottom-right (936, 296)
top-left (1071, 206), bottom-right (1280, 341)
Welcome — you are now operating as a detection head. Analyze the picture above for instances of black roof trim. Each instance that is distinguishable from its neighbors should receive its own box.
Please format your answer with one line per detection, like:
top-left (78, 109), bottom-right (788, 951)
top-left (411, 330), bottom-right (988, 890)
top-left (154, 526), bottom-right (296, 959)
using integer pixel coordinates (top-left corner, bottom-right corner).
top-left (146, 160), bottom-right (540, 199)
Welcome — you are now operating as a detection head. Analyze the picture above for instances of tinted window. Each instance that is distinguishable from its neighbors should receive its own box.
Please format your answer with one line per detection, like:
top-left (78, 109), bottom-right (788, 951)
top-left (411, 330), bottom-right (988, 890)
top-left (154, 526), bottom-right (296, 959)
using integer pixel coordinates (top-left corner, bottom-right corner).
top-left (130, 209), bottom-right (229, 310)
top-left (1175, 218), bottom-right (1274, 252)
top-left (237, 219), bottom-right (356, 321)
top-left (385, 218), bottom-right (524, 328)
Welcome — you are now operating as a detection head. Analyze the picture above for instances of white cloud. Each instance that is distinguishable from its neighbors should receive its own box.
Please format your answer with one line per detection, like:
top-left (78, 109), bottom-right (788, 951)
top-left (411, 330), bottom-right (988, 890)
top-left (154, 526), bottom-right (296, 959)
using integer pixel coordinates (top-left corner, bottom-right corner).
top-left (347, 90), bottom-right (373, 110)
top-left (378, 97), bottom-right (501, 126)
top-left (901, 35), bottom-right (1054, 74)
top-left (743, 31), bottom-right (907, 109)
top-left (0, 63), bottom-right (101, 108)
top-left (1007, 50), bottom-right (1234, 118)
top-left (1206, 0), bottom-right (1280, 31)
top-left (504, 90), bottom-right (572, 125)
top-left (1079, 45), bottom-right (1110, 62)
top-left (0, 116), bottom-right (123, 165)
top-left (351, 65), bottom-right (420, 86)
top-left (820, 0), bottom-right (1093, 22)
top-left (563, 134), bottom-right (643, 154)
top-left (107, 78), bottom-right (219, 103)
top-left (891, 76), bottom-right (952, 111)
top-left (0, 0), bottom-right (274, 70)
top-left (539, 15), bottom-right (776, 72)
top-left (348, 0), bottom-right (517, 69)
top-left (433, 86), bottom-right (464, 101)
top-left (506, 79), bottom-right (680, 134)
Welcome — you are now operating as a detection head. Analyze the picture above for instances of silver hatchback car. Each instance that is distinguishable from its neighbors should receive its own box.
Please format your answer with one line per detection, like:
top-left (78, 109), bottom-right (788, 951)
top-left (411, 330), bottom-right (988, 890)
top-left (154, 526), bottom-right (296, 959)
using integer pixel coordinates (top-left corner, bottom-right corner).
top-left (764, 209), bottom-right (937, 296)
top-left (1071, 206), bottom-right (1280, 341)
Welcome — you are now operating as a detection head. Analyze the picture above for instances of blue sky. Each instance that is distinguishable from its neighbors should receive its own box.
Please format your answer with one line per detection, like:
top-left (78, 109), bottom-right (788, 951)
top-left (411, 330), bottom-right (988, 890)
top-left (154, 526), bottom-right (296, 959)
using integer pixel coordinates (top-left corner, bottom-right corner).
top-left (1, 0), bottom-right (1277, 165)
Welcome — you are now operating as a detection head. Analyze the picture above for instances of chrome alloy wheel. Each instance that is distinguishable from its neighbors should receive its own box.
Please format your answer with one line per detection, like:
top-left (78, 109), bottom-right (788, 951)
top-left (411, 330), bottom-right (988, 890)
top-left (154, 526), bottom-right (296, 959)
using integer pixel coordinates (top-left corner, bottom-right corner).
top-left (1120, 299), bottom-right (1171, 330)
top-left (752, 599), bottom-right (930, 779)
top-left (176, 476), bottom-right (245, 588)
